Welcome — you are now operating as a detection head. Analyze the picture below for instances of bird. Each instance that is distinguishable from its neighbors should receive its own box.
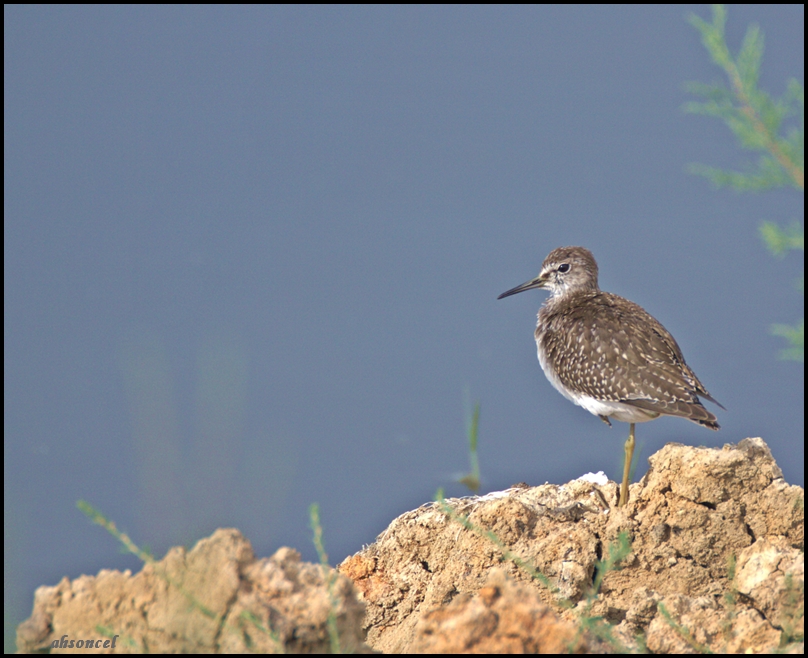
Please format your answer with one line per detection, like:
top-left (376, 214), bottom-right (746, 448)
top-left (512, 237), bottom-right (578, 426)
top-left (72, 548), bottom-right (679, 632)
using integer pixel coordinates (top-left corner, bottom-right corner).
top-left (497, 246), bottom-right (724, 507)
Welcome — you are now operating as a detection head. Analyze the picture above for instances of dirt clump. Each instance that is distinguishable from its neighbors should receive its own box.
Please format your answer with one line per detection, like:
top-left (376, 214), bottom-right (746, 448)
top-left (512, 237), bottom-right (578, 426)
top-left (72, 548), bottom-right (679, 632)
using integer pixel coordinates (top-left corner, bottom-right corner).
top-left (17, 438), bottom-right (803, 653)
top-left (339, 438), bottom-right (803, 653)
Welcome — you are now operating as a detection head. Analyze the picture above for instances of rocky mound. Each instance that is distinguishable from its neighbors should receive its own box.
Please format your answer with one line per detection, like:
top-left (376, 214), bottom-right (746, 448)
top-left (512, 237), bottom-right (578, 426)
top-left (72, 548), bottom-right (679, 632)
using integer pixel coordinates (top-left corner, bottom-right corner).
top-left (17, 438), bottom-right (804, 653)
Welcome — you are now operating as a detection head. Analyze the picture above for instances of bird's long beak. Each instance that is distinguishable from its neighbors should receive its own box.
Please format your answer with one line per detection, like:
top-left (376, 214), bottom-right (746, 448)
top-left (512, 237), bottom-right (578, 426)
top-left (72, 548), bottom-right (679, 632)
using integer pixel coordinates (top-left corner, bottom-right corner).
top-left (497, 275), bottom-right (546, 300)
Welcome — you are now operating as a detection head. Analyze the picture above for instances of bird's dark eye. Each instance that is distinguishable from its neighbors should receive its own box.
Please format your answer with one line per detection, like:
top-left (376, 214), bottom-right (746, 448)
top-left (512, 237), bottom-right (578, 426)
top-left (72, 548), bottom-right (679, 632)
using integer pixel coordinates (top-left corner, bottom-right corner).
top-left (558, 263), bottom-right (570, 273)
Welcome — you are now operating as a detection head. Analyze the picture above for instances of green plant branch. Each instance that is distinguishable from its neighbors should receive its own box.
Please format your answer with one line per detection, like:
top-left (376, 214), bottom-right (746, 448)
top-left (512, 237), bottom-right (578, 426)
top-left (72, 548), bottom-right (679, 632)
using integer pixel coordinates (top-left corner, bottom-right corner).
top-left (686, 4), bottom-right (804, 362)
top-left (309, 503), bottom-right (342, 654)
top-left (687, 5), bottom-right (804, 191)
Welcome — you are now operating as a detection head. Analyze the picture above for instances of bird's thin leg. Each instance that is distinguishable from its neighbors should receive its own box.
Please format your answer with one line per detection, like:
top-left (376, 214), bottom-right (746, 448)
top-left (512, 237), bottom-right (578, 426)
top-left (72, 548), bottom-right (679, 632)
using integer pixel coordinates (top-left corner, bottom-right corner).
top-left (619, 423), bottom-right (635, 507)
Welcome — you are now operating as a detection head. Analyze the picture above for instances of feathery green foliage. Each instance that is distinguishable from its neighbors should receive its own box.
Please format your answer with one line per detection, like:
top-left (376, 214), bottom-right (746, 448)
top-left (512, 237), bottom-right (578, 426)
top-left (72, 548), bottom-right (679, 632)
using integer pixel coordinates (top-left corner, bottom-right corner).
top-left (685, 5), bottom-right (804, 191)
top-left (685, 4), bottom-right (804, 361)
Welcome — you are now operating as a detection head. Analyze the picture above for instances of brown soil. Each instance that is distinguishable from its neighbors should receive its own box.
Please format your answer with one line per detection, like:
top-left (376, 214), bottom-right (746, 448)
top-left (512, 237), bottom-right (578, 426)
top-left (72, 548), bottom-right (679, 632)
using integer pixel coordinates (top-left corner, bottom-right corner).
top-left (17, 438), bottom-right (804, 653)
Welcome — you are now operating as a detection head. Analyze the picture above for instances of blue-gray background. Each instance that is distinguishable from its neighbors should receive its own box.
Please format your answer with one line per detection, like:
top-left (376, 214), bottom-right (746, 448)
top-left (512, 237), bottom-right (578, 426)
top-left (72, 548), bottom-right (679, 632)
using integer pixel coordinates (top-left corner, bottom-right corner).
top-left (4, 4), bottom-right (803, 647)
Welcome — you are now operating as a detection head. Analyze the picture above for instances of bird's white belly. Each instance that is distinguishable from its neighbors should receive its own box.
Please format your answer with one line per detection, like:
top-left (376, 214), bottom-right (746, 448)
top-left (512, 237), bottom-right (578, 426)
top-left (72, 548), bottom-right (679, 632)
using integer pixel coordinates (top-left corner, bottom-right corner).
top-left (536, 343), bottom-right (658, 423)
